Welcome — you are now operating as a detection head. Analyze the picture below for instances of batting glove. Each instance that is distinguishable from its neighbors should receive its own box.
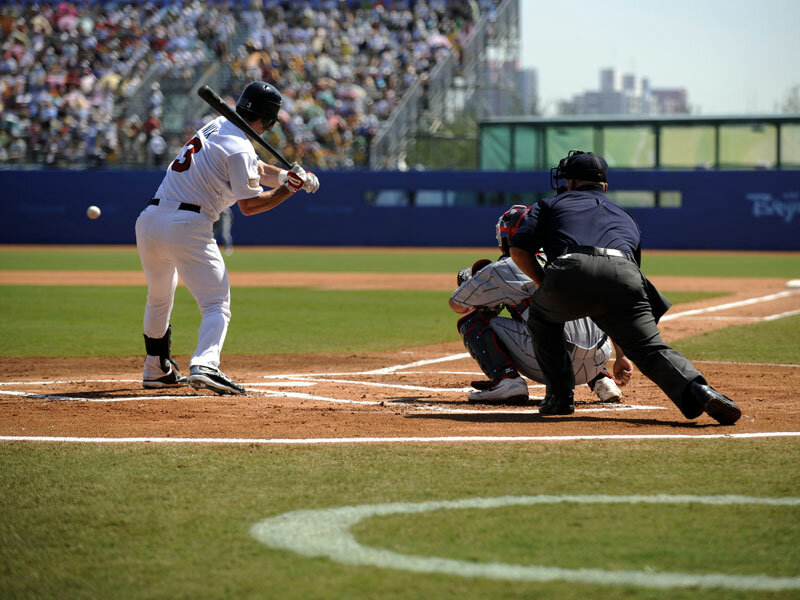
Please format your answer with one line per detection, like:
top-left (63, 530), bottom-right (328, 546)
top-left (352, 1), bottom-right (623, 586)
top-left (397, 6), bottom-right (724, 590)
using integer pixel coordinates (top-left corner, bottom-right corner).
top-left (303, 171), bottom-right (319, 194)
top-left (279, 163), bottom-right (306, 192)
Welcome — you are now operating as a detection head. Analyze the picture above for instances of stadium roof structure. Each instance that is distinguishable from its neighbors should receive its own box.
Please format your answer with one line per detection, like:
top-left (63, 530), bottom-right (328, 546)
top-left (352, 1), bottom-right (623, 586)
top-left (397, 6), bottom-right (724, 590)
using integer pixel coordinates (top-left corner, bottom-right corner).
top-left (481, 114), bottom-right (800, 126)
top-left (479, 114), bottom-right (800, 170)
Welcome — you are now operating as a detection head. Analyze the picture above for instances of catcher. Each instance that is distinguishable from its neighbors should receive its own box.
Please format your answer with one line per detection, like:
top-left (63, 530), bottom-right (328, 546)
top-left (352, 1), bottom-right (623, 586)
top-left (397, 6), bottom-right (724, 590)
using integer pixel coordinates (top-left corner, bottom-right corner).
top-left (449, 205), bottom-right (624, 404)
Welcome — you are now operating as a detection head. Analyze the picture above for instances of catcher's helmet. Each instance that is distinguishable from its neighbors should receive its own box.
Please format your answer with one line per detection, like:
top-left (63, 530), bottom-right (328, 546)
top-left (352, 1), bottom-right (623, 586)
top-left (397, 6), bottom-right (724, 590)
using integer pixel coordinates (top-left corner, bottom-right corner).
top-left (550, 149), bottom-right (608, 190)
top-left (495, 204), bottom-right (531, 255)
top-left (236, 81), bottom-right (282, 130)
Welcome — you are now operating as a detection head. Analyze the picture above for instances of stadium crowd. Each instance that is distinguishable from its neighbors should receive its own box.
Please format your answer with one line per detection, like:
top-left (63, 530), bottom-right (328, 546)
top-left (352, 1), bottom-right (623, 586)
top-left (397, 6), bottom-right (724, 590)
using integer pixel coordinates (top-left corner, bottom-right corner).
top-left (0, 0), bottom-right (498, 169)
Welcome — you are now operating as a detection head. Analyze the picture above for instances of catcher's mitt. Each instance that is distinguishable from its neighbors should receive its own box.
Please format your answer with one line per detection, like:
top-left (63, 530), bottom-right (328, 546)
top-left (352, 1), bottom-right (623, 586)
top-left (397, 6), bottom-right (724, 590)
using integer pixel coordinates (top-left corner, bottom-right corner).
top-left (457, 258), bottom-right (492, 286)
top-left (457, 268), bottom-right (472, 286)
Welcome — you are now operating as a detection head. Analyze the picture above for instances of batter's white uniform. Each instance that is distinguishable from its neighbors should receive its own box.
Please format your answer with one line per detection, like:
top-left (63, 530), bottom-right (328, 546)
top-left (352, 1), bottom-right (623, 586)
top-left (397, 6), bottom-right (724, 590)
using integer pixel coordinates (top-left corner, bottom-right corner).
top-left (451, 256), bottom-right (611, 384)
top-left (135, 117), bottom-right (262, 374)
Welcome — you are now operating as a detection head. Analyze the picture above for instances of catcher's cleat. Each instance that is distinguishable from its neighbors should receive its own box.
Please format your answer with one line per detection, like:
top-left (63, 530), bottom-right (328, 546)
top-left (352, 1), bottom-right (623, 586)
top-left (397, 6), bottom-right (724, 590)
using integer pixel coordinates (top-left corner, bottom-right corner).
top-left (591, 376), bottom-right (621, 402)
top-left (690, 382), bottom-right (741, 425)
top-left (142, 366), bottom-right (189, 389)
top-left (188, 365), bottom-right (245, 396)
top-left (538, 393), bottom-right (575, 416)
top-left (468, 376), bottom-right (529, 404)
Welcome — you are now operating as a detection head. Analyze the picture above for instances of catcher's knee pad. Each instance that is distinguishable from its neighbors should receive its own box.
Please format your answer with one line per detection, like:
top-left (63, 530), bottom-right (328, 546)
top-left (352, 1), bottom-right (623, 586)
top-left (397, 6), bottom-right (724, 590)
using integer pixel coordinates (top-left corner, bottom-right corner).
top-left (144, 324), bottom-right (180, 372)
top-left (458, 311), bottom-right (517, 381)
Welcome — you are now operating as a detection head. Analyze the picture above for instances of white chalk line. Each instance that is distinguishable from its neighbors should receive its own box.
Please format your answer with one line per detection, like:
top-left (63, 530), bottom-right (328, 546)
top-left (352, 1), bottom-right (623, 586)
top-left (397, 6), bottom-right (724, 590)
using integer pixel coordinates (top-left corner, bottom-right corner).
top-left (0, 385), bottom-right (659, 415)
top-left (694, 359), bottom-right (800, 368)
top-left (763, 308), bottom-right (800, 321)
top-left (250, 494), bottom-right (800, 591)
top-left (0, 287), bottom-right (795, 411)
top-left (661, 291), bottom-right (794, 321)
top-left (2, 432), bottom-right (800, 445)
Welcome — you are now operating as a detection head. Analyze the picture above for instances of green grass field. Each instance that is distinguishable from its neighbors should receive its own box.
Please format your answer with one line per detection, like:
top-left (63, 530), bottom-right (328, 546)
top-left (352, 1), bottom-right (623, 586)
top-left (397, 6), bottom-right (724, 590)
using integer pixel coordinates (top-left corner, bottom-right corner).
top-left (3, 246), bottom-right (800, 277)
top-left (1, 246), bottom-right (799, 599)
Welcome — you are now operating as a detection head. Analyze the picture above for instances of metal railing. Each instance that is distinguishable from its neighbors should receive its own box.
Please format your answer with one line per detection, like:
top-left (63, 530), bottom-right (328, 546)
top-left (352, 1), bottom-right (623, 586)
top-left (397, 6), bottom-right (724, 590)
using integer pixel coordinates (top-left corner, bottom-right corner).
top-left (369, 0), bottom-right (519, 169)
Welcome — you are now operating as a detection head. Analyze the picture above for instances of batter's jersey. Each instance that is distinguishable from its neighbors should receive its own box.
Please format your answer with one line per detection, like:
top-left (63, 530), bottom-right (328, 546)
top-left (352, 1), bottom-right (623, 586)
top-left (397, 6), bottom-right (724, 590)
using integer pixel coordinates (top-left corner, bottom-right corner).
top-left (153, 116), bottom-right (262, 220)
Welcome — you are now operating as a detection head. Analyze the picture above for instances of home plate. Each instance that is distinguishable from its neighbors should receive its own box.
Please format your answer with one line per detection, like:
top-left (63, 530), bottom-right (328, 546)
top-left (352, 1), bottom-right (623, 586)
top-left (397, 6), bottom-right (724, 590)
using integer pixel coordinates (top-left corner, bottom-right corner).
top-left (786, 279), bottom-right (800, 290)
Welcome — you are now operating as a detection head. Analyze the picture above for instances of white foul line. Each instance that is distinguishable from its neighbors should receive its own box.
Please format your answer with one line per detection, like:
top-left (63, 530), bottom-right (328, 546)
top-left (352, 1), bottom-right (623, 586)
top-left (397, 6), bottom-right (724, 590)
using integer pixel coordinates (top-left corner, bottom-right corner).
top-left (661, 291), bottom-right (794, 321)
top-left (1, 432), bottom-right (799, 445)
top-left (250, 494), bottom-right (800, 591)
top-left (360, 353), bottom-right (471, 375)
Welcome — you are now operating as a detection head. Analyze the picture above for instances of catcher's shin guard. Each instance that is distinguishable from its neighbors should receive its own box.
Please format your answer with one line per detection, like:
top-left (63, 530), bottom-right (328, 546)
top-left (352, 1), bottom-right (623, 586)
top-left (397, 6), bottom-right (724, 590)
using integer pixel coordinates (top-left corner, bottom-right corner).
top-left (457, 310), bottom-right (517, 382)
top-left (143, 324), bottom-right (181, 373)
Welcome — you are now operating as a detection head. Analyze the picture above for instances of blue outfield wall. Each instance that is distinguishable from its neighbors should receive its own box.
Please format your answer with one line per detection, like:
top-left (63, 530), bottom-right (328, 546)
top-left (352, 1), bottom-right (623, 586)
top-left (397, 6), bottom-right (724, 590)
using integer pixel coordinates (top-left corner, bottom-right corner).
top-left (1, 168), bottom-right (798, 249)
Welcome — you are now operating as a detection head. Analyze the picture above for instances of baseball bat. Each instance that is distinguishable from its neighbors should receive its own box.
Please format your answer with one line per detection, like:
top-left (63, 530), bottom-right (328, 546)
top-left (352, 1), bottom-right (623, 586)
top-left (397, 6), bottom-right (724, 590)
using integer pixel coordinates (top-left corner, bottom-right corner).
top-left (197, 85), bottom-right (292, 169)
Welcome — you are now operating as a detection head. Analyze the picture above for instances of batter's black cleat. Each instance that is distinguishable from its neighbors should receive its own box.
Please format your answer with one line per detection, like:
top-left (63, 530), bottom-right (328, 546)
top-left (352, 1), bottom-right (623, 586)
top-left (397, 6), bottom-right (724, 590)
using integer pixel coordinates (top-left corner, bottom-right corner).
top-left (538, 393), bottom-right (575, 416)
top-left (188, 365), bottom-right (246, 396)
top-left (690, 382), bottom-right (741, 425)
top-left (143, 367), bottom-right (188, 389)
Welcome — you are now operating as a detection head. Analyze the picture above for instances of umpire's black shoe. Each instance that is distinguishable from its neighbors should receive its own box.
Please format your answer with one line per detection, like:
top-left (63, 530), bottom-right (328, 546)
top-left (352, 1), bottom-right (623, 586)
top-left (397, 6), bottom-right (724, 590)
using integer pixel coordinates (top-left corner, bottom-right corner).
top-left (188, 365), bottom-right (246, 396)
top-left (690, 382), bottom-right (741, 425)
top-left (538, 393), bottom-right (575, 416)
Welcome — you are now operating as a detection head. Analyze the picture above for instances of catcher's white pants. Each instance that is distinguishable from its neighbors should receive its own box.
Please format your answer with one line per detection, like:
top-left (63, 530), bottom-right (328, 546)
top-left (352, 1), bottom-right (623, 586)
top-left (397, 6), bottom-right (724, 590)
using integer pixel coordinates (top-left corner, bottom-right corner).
top-left (135, 202), bottom-right (230, 370)
top-left (490, 316), bottom-right (611, 385)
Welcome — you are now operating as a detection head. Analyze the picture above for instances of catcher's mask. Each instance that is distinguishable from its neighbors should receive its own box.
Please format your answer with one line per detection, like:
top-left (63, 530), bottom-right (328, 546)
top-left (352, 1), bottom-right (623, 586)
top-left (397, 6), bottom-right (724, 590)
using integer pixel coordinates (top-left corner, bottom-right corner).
top-left (236, 81), bottom-right (282, 131)
top-left (550, 149), bottom-right (608, 190)
top-left (495, 204), bottom-right (531, 255)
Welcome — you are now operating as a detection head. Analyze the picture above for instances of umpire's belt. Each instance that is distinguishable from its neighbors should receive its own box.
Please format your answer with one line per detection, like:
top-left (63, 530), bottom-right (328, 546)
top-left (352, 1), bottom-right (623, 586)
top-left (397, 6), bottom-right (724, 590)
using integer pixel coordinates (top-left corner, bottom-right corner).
top-left (560, 245), bottom-right (633, 262)
top-left (148, 198), bottom-right (201, 213)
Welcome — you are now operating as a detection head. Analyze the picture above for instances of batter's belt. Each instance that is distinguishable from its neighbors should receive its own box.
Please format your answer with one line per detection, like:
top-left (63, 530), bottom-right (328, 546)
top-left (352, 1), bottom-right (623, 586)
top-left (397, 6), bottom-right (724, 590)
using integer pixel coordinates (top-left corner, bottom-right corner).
top-left (148, 198), bottom-right (201, 213)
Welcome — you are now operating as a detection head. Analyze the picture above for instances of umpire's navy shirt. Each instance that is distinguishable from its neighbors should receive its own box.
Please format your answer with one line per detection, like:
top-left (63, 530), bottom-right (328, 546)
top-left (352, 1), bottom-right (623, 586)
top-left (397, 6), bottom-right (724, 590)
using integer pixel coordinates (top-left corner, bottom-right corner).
top-left (510, 184), bottom-right (643, 266)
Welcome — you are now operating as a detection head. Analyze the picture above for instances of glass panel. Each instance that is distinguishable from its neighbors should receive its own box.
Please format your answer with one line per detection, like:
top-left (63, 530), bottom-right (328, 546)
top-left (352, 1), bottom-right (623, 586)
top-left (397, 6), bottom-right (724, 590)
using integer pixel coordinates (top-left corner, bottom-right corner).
top-left (606, 190), bottom-right (682, 207)
top-left (660, 126), bottom-right (715, 168)
top-left (606, 191), bottom-right (656, 208)
top-left (719, 124), bottom-right (777, 167)
top-left (480, 125), bottom-right (511, 170)
top-left (780, 124), bottom-right (800, 167)
top-left (546, 127), bottom-right (594, 166)
top-left (513, 126), bottom-right (540, 170)
top-left (365, 190), bottom-right (409, 207)
top-left (603, 126), bottom-right (656, 167)
top-left (659, 191), bottom-right (682, 207)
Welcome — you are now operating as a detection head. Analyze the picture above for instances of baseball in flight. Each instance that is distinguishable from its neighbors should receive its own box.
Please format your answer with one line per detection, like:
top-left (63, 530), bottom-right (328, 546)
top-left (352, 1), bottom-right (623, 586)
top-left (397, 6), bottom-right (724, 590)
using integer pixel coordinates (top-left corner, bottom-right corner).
top-left (87, 205), bottom-right (101, 219)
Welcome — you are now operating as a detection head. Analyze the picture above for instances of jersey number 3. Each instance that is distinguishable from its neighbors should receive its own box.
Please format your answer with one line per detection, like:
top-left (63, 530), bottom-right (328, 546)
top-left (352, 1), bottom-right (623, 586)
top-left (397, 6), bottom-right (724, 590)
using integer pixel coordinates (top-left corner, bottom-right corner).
top-left (170, 136), bottom-right (202, 172)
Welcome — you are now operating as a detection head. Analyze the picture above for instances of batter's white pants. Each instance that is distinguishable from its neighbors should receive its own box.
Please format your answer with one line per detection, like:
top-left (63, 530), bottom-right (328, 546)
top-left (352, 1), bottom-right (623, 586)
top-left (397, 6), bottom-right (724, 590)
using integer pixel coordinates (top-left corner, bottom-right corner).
top-left (135, 201), bottom-right (230, 370)
top-left (490, 316), bottom-right (611, 385)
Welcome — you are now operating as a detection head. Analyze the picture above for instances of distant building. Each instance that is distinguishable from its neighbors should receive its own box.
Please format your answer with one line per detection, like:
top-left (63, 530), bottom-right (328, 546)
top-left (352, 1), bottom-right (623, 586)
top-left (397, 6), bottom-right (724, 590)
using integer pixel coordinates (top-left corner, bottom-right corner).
top-left (485, 61), bottom-right (539, 116)
top-left (560, 68), bottom-right (688, 116)
top-left (516, 66), bottom-right (539, 115)
top-left (651, 89), bottom-right (689, 114)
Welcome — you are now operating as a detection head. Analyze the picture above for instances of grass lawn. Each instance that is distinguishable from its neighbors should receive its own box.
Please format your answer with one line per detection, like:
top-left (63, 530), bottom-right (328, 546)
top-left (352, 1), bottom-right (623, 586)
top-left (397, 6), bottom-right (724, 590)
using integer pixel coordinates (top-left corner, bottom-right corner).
top-left (2, 246), bottom-right (799, 278)
top-left (0, 286), bottom-right (739, 358)
top-left (1, 440), bottom-right (798, 600)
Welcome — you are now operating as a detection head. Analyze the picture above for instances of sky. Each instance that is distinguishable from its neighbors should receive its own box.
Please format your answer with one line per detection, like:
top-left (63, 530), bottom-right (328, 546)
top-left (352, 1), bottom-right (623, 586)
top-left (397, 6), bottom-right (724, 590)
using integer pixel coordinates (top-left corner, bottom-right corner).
top-left (518, 0), bottom-right (800, 115)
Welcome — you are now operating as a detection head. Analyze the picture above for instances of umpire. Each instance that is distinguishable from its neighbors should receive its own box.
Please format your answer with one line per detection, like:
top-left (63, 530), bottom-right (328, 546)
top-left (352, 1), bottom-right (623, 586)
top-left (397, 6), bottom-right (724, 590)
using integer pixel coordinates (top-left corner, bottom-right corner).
top-left (509, 149), bottom-right (741, 424)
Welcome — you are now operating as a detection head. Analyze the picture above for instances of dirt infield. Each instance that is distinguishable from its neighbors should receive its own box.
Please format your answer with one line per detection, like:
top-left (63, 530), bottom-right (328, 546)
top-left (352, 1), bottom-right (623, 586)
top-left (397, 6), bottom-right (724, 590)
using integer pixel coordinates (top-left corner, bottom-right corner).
top-left (1, 273), bottom-right (798, 441)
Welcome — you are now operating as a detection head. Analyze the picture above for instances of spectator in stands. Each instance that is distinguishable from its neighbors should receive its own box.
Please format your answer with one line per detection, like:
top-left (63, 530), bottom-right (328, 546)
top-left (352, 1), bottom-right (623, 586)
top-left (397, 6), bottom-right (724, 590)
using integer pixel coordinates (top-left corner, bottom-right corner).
top-left (0, 1), bottom-right (496, 169)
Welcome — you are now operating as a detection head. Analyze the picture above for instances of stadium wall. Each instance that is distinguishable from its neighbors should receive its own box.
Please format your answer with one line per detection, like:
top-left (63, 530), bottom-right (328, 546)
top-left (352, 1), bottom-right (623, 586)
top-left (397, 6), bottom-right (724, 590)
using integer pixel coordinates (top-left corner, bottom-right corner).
top-left (1, 169), bottom-right (798, 249)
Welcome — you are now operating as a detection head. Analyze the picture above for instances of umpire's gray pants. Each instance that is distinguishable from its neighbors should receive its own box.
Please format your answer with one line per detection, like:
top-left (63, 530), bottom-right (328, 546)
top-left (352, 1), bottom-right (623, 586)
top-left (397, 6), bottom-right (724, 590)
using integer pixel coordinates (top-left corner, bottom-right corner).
top-left (528, 253), bottom-right (705, 416)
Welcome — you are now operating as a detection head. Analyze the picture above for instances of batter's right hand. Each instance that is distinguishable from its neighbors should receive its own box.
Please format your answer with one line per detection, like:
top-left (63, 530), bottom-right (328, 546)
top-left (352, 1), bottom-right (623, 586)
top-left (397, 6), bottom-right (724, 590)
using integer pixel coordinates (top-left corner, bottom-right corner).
top-left (302, 171), bottom-right (319, 193)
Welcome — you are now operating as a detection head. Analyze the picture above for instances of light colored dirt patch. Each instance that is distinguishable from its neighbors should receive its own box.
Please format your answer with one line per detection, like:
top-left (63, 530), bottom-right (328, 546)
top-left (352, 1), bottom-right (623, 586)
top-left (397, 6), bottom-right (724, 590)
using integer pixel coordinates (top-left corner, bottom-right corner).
top-left (1, 270), bottom-right (795, 294)
top-left (0, 270), bottom-right (456, 290)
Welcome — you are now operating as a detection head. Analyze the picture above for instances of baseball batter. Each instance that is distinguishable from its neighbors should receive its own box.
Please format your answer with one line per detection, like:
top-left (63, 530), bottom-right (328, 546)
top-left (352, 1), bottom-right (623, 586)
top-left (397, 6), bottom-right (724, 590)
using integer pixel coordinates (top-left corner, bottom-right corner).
top-left (135, 81), bottom-right (319, 395)
top-left (449, 205), bottom-right (623, 404)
